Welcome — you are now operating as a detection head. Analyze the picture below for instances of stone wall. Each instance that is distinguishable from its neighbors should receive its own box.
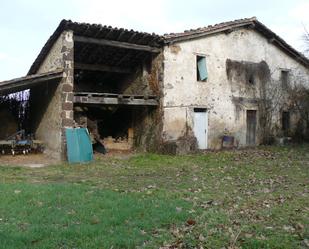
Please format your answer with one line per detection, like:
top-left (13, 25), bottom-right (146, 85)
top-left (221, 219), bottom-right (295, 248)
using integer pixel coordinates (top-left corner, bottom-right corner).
top-left (60, 31), bottom-right (74, 159)
top-left (121, 53), bottom-right (164, 151)
top-left (162, 28), bottom-right (309, 150)
top-left (30, 30), bottom-right (74, 160)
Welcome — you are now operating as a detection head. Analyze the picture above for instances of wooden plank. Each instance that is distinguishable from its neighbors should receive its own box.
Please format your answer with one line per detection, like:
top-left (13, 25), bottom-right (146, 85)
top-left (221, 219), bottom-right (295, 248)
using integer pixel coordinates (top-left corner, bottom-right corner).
top-left (74, 92), bottom-right (157, 99)
top-left (74, 63), bottom-right (133, 74)
top-left (75, 92), bottom-right (118, 97)
top-left (246, 110), bottom-right (257, 145)
top-left (73, 95), bottom-right (158, 106)
top-left (115, 51), bottom-right (134, 66)
top-left (74, 35), bottom-right (161, 53)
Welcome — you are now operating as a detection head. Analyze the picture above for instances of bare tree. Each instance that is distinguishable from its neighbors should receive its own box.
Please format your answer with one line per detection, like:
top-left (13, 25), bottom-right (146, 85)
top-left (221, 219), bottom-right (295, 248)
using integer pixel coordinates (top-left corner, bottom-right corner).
top-left (288, 84), bottom-right (309, 139)
top-left (259, 65), bottom-right (309, 143)
top-left (303, 26), bottom-right (309, 56)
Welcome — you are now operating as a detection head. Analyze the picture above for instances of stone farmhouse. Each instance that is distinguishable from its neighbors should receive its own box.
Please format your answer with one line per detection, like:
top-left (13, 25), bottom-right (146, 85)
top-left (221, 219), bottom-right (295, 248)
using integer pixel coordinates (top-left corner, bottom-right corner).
top-left (0, 17), bottom-right (309, 160)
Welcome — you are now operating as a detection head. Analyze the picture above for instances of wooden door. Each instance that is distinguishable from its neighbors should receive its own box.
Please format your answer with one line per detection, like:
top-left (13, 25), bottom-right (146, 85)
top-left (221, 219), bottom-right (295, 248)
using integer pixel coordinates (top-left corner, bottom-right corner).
top-left (246, 110), bottom-right (257, 145)
top-left (193, 108), bottom-right (208, 149)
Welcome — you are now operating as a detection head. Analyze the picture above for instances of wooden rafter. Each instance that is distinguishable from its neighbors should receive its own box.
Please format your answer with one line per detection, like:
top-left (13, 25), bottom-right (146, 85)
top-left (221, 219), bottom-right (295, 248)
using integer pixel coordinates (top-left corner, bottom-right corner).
top-left (75, 63), bottom-right (133, 74)
top-left (74, 35), bottom-right (161, 53)
top-left (115, 51), bottom-right (134, 66)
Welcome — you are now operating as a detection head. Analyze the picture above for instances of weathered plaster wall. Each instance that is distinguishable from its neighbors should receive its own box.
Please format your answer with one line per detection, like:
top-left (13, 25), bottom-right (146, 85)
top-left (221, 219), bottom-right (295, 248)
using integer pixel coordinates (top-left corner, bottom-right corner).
top-left (163, 28), bottom-right (309, 150)
top-left (31, 31), bottom-right (74, 160)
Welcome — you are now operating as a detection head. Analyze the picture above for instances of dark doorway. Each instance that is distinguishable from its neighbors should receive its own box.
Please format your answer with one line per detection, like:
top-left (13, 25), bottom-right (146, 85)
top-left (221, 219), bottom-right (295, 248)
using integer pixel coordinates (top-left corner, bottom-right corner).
top-left (246, 110), bottom-right (257, 145)
top-left (282, 111), bottom-right (290, 136)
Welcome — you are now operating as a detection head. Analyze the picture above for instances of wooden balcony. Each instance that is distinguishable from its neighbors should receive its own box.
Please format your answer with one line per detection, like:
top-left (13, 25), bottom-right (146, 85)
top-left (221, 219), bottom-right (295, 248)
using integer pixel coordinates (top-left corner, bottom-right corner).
top-left (73, 92), bottom-right (159, 106)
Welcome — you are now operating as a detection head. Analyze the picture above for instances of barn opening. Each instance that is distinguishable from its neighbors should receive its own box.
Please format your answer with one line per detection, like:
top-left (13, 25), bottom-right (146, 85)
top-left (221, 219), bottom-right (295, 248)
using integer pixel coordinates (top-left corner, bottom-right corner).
top-left (0, 91), bottom-right (29, 140)
top-left (0, 70), bottom-right (63, 155)
top-left (72, 23), bottom-right (163, 152)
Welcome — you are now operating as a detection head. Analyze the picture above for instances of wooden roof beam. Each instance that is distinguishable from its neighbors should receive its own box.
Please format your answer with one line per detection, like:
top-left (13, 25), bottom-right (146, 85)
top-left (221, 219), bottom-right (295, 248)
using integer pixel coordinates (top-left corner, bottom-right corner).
top-left (74, 35), bottom-right (161, 53)
top-left (75, 63), bottom-right (133, 74)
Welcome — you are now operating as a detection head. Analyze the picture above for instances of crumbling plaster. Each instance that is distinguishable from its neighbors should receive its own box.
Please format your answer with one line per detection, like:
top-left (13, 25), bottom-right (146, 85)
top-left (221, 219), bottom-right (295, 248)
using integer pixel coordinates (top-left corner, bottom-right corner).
top-left (162, 28), bottom-right (309, 149)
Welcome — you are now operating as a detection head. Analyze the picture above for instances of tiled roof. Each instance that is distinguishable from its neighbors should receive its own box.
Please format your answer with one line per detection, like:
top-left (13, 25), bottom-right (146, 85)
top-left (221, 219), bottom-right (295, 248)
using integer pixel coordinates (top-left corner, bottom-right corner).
top-left (164, 17), bottom-right (257, 41)
top-left (163, 17), bottom-right (309, 68)
top-left (28, 18), bottom-right (309, 75)
top-left (28, 20), bottom-right (164, 75)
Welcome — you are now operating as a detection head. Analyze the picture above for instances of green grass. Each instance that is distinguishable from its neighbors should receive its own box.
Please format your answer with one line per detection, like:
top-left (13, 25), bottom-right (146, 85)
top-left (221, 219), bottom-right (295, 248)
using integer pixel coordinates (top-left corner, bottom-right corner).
top-left (0, 145), bottom-right (309, 248)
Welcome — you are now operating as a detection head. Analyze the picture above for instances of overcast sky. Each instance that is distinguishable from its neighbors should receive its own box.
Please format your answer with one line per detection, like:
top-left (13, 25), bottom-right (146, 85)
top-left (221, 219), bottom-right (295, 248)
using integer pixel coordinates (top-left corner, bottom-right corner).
top-left (0, 0), bottom-right (308, 81)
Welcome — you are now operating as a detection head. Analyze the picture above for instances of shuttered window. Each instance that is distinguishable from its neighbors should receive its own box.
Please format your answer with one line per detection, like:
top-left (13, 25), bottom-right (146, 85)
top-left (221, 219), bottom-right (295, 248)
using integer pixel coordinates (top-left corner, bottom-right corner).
top-left (197, 55), bottom-right (208, 81)
top-left (281, 70), bottom-right (289, 89)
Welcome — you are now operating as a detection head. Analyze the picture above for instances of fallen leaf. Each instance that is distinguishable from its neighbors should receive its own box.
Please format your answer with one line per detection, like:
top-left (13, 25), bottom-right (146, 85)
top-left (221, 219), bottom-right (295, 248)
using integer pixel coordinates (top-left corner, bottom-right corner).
top-left (199, 234), bottom-right (206, 241)
top-left (295, 223), bottom-right (304, 230)
top-left (186, 219), bottom-right (196, 226)
top-left (90, 216), bottom-right (100, 225)
top-left (283, 225), bottom-right (295, 232)
top-left (303, 239), bottom-right (309, 248)
top-left (176, 207), bottom-right (182, 213)
top-left (244, 233), bottom-right (253, 238)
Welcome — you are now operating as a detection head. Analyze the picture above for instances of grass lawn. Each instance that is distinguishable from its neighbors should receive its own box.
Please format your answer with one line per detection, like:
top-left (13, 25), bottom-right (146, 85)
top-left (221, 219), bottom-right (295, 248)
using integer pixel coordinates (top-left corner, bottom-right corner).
top-left (0, 145), bottom-right (308, 249)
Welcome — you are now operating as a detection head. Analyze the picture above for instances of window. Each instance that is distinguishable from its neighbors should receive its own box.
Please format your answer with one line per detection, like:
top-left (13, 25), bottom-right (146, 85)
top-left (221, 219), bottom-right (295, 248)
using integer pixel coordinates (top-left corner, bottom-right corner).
top-left (281, 70), bottom-right (289, 89)
top-left (248, 73), bottom-right (255, 85)
top-left (194, 108), bottom-right (207, 112)
top-left (282, 111), bottom-right (290, 135)
top-left (196, 55), bottom-right (208, 81)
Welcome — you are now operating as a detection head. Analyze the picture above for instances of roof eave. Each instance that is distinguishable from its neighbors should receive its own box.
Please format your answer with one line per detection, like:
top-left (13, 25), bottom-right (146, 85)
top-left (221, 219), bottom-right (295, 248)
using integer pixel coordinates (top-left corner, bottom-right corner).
top-left (253, 20), bottom-right (309, 68)
top-left (164, 20), bottom-right (255, 44)
top-left (27, 20), bottom-right (164, 76)
top-left (27, 20), bottom-right (68, 75)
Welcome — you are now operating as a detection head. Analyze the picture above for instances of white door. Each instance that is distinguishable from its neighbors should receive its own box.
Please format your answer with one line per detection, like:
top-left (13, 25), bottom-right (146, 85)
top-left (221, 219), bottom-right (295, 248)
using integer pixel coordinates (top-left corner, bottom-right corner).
top-left (193, 109), bottom-right (208, 149)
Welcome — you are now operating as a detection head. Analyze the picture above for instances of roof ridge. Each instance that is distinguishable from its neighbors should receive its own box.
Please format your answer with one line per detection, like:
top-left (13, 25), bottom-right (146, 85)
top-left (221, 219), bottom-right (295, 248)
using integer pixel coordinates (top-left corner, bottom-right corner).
top-left (163, 17), bottom-right (309, 68)
top-left (164, 17), bottom-right (257, 38)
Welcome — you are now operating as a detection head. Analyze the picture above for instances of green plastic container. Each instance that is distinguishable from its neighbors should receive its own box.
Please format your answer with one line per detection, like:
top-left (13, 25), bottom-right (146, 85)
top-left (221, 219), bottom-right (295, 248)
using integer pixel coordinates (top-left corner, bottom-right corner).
top-left (65, 128), bottom-right (93, 163)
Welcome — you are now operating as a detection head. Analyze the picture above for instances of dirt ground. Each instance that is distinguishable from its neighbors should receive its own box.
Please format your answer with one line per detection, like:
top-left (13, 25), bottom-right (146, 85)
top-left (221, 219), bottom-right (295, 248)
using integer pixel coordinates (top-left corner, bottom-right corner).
top-left (94, 149), bottom-right (134, 160)
top-left (0, 153), bottom-right (58, 167)
top-left (0, 150), bottom-right (134, 167)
